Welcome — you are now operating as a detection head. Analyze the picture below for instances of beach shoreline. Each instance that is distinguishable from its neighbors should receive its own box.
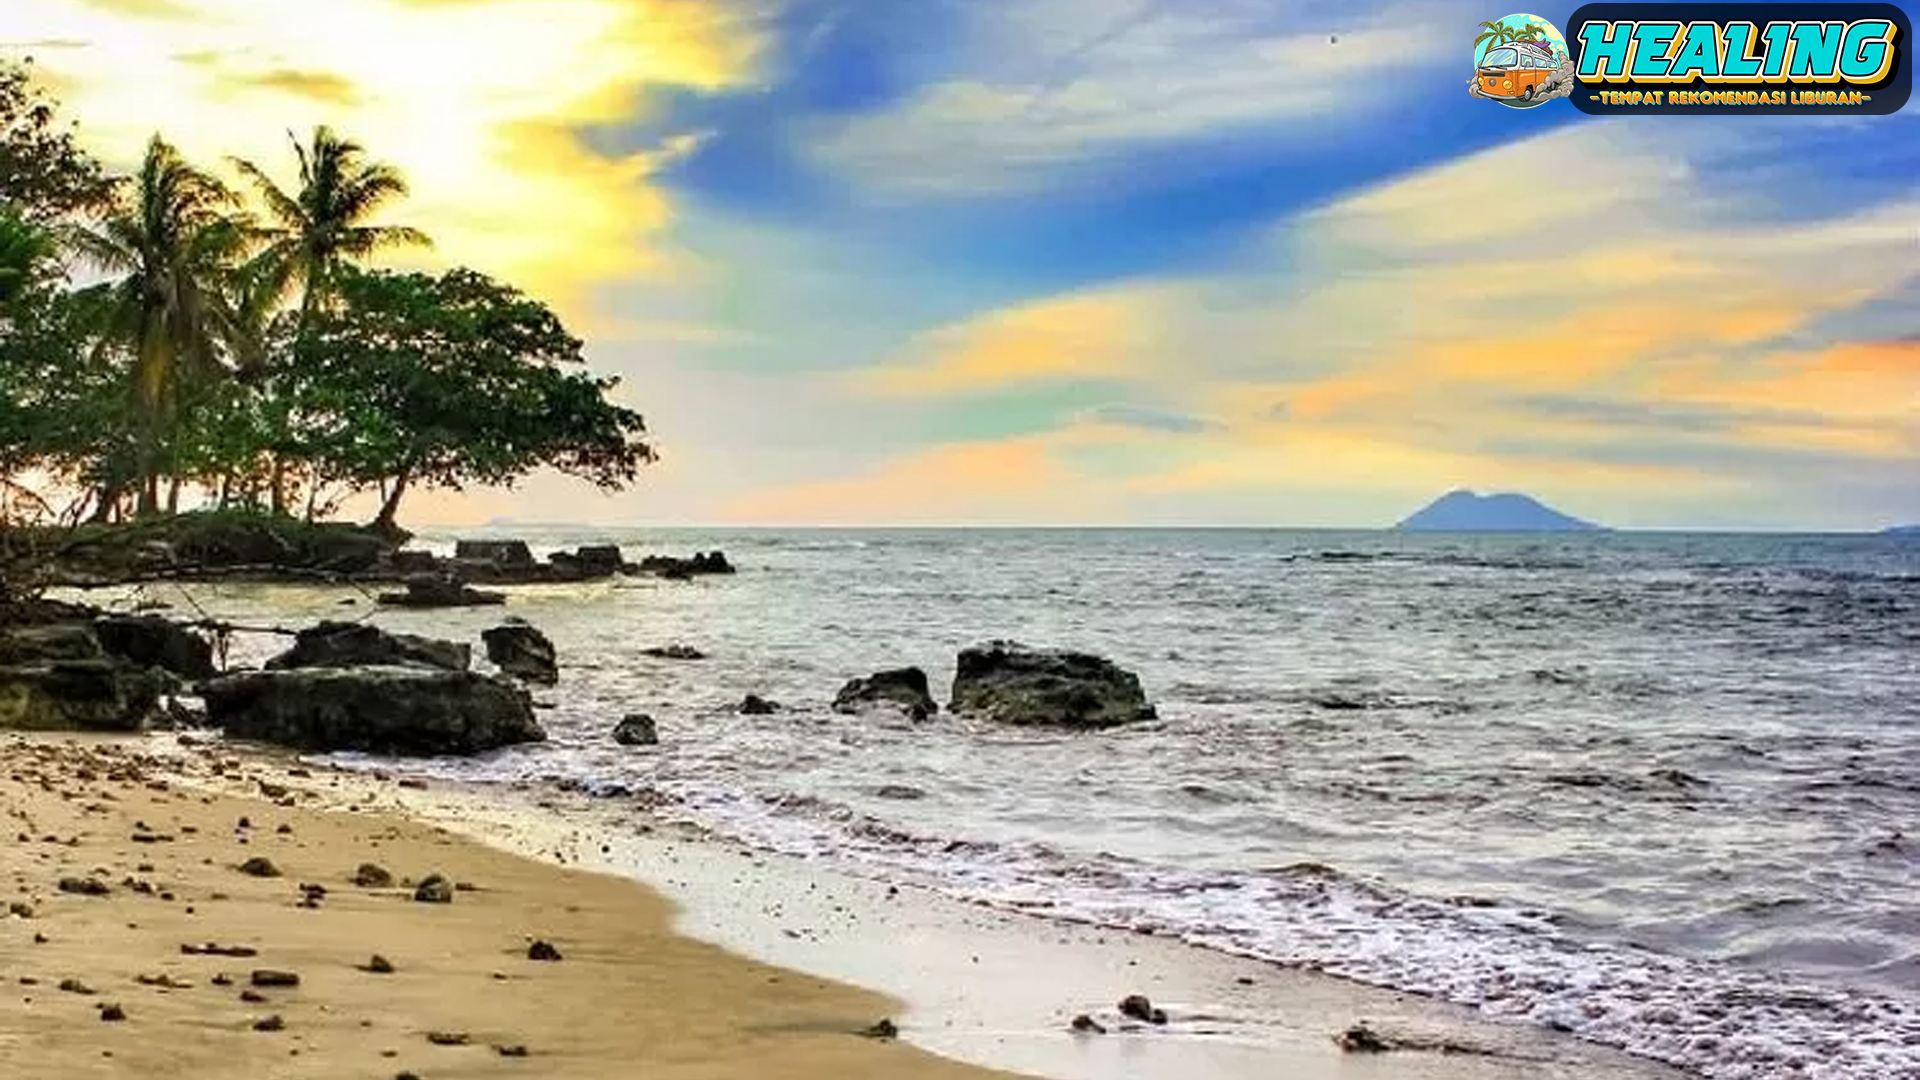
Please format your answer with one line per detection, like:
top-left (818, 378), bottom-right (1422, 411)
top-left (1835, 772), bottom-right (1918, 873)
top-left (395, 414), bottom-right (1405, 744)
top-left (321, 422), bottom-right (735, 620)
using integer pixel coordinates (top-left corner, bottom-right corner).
top-left (2, 730), bottom-right (1693, 1080)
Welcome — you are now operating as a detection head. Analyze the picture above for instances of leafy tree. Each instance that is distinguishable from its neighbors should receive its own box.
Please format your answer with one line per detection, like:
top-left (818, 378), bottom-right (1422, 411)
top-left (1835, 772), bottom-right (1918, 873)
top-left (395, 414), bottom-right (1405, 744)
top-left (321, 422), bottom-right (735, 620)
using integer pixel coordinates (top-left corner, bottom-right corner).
top-left (286, 267), bottom-right (655, 531)
top-left (70, 136), bottom-right (251, 517)
top-left (0, 58), bottom-right (113, 221)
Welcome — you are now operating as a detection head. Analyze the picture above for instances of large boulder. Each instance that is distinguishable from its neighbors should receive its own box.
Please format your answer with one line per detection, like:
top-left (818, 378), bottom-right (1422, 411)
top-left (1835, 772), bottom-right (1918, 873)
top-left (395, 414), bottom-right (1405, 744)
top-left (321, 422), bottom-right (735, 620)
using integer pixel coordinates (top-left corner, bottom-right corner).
top-left (833, 667), bottom-right (937, 719)
top-left (201, 667), bottom-right (544, 755)
top-left (481, 622), bottom-right (557, 684)
top-left (265, 621), bottom-right (469, 673)
top-left (611, 713), bottom-right (658, 746)
top-left (376, 574), bottom-right (506, 609)
top-left (454, 539), bottom-right (535, 567)
top-left (949, 642), bottom-right (1155, 729)
top-left (0, 661), bottom-right (165, 732)
top-left (92, 615), bottom-right (217, 680)
top-left (0, 623), bottom-right (105, 665)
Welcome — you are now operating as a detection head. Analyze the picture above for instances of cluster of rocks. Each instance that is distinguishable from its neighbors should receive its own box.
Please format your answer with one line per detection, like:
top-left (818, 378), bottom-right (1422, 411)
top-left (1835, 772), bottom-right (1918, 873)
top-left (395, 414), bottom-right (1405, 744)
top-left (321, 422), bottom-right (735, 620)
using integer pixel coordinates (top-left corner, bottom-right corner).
top-left (199, 621), bottom-right (549, 756)
top-left (829, 641), bottom-right (1156, 729)
top-left (374, 542), bottom-right (735, 608)
top-left (0, 611), bottom-right (215, 732)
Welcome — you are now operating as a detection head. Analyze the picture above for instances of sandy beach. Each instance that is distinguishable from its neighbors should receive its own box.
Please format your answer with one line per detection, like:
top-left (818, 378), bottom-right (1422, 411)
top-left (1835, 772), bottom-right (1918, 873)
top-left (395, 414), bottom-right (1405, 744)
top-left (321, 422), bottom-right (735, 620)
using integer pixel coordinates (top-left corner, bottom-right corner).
top-left (0, 733), bottom-right (1018, 1080)
top-left (0, 731), bottom-right (1694, 1080)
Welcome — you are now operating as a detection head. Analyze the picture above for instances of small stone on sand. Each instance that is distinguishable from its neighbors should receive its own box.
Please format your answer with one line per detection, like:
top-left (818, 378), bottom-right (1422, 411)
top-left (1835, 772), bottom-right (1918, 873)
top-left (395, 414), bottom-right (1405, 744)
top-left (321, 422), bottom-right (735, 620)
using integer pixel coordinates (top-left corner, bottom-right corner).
top-left (238, 857), bottom-right (281, 878)
top-left (413, 874), bottom-right (453, 904)
top-left (526, 940), bottom-right (562, 962)
top-left (352, 863), bottom-right (395, 888)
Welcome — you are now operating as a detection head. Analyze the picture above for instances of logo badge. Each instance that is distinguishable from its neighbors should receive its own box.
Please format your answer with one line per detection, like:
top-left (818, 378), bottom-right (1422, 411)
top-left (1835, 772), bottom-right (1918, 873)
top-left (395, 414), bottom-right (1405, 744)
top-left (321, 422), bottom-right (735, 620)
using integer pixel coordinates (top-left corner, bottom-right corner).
top-left (1565, 4), bottom-right (1911, 114)
top-left (1470, 14), bottom-right (1575, 107)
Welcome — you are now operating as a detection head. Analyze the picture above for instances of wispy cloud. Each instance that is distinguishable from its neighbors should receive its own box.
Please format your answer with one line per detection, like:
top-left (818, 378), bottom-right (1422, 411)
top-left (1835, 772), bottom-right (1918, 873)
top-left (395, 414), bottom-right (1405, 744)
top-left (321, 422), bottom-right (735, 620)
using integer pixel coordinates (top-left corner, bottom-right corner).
top-left (806, 0), bottom-right (1465, 198)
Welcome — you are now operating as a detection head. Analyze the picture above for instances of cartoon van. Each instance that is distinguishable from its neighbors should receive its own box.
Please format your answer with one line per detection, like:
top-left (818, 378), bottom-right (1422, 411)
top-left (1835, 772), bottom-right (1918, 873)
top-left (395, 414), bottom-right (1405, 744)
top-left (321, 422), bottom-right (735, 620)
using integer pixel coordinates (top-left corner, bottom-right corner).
top-left (1478, 40), bottom-right (1560, 101)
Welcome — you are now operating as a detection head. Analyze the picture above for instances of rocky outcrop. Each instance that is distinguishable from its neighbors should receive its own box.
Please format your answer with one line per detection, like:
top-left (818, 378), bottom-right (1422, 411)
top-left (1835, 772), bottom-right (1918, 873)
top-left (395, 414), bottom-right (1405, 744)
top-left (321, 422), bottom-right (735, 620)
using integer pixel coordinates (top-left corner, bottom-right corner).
top-left (833, 668), bottom-right (937, 720)
top-left (0, 661), bottom-right (166, 732)
top-left (949, 641), bottom-right (1155, 729)
top-left (43, 512), bottom-right (399, 585)
top-left (637, 552), bottom-right (734, 580)
top-left (0, 623), bottom-right (103, 665)
top-left (739, 694), bottom-right (780, 715)
top-left (200, 667), bottom-right (545, 755)
top-left (453, 539), bottom-right (535, 568)
top-left (612, 714), bottom-right (658, 746)
top-left (0, 617), bottom-right (202, 732)
top-left (264, 621), bottom-right (469, 673)
top-left (481, 622), bottom-right (557, 685)
top-left (548, 545), bottom-right (624, 577)
top-left (92, 615), bottom-right (217, 681)
top-left (375, 574), bottom-right (506, 609)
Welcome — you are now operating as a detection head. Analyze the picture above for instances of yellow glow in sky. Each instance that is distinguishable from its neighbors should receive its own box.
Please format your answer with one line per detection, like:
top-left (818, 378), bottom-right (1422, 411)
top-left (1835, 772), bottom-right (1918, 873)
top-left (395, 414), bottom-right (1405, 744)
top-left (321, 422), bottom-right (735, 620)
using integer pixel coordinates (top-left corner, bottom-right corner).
top-left (7, 0), bottom-right (762, 314)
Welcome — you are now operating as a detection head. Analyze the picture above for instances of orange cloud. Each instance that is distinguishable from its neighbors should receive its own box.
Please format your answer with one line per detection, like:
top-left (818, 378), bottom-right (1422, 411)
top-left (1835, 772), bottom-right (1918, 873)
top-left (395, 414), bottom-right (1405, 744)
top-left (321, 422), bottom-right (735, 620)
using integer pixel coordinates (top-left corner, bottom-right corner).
top-left (852, 290), bottom-right (1155, 396)
top-left (717, 437), bottom-right (1098, 524)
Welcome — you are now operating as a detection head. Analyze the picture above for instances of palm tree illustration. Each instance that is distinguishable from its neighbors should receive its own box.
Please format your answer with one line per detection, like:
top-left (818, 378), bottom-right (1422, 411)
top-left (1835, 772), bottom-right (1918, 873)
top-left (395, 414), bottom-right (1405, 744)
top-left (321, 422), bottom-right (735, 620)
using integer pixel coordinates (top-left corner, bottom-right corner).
top-left (1475, 18), bottom-right (1549, 57)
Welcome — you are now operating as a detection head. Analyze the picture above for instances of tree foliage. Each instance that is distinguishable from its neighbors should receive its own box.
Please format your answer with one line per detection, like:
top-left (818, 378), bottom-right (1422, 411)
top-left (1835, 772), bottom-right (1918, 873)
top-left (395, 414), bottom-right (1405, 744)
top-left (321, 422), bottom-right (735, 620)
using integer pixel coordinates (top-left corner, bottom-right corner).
top-left (288, 267), bottom-right (656, 527)
top-left (0, 58), bottom-right (113, 220)
top-left (0, 59), bottom-right (657, 533)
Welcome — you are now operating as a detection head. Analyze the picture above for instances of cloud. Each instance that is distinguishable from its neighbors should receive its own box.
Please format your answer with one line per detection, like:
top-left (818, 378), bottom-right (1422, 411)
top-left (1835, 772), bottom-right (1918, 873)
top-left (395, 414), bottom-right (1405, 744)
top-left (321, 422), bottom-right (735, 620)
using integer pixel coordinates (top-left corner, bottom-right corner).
top-left (1081, 403), bottom-right (1223, 434)
top-left (850, 287), bottom-right (1160, 395)
top-left (799, 114), bottom-right (1918, 528)
top-left (715, 435), bottom-right (1101, 525)
top-left (11, 0), bottom-right (767, 314)
top-left (806, 0), bottom-right (1465, 198)
top-left (224, 67), bottom-right (362, 106)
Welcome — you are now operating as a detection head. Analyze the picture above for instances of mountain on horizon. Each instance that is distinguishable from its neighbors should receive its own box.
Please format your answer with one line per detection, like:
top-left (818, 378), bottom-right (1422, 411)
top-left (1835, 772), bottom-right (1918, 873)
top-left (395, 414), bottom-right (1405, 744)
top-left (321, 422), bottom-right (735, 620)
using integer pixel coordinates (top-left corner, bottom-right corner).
top-left (1883, 524), bottom-right (1920, 536)
top-left (1396, 489), bottom-right (1605, 532)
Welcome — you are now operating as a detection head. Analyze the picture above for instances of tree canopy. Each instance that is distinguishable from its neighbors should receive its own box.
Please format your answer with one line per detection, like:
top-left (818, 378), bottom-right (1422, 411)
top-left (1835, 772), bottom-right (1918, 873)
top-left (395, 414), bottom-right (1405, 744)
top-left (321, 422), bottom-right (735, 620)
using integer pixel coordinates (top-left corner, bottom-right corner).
top-left (0, 57), bottom-right (656, 531)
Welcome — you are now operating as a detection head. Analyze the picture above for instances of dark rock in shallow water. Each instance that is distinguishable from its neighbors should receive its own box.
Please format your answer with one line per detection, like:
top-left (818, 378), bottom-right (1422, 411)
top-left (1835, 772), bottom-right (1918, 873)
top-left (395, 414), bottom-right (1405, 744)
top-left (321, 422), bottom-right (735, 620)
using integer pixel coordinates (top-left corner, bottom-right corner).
top-left (200, 667), bottom-right (544, 755)
top-left (548, 544), bottom-right (624, 577)
top-left (950, 641), bottom-right (1154, 729)
top-left (637, 551), bottom-right (734, 579)
top-left (92, 615), bottom-right (216, 680)
top-left (481, 623), bottom-right (557, 685)
top-left (833, 668), bottom-right (936, 719)
top-left (376, 574), bottom-right (506, 609)
top-left (387, 549), bottom-right (440, 574)
top-left (454, 539), bottom-right (535, 567)
top-left (612, 714), bottom-right (658, 746)
top-left (641, 644), bottom-right (705, 661)
top-left (266, 621), bottom-right (469, 673)
top-left (738, 693), bottom-right (780, 715)
top-left (0, 661), bottom-right (165, 732)
top-left (413, 874), bottom-right (454, 903)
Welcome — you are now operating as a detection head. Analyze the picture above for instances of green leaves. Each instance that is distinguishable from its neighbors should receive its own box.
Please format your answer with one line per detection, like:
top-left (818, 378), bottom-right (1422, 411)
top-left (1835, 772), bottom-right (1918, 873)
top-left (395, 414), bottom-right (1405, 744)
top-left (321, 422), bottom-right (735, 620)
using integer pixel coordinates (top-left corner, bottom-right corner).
top-left (284, 267), bottom-right (653, 525)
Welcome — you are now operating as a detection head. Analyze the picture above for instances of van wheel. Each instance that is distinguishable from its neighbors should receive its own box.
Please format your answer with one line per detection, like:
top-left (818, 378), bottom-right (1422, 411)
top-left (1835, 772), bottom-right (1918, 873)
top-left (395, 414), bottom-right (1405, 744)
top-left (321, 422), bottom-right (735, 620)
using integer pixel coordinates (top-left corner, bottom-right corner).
top-left (1523, 85), bottom-right (1535, 100)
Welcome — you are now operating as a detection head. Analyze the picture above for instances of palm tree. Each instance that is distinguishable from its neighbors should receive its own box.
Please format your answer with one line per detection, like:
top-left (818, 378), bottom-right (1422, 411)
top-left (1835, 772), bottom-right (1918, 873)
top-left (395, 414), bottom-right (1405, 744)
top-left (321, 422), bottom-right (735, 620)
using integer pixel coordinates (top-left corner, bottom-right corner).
top-left (231, 126), bottom-right (428, 514)
top-left (72, 136), bottom-right (249, 518)
top-left (232, 126), bottom-right (428, 325)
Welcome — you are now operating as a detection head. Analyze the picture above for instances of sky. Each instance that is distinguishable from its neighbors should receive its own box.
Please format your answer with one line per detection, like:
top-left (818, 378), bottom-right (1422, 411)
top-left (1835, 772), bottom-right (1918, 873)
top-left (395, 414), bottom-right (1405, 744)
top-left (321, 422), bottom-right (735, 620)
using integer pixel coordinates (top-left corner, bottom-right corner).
top-left (6, 0), bottom-right (1918, 529)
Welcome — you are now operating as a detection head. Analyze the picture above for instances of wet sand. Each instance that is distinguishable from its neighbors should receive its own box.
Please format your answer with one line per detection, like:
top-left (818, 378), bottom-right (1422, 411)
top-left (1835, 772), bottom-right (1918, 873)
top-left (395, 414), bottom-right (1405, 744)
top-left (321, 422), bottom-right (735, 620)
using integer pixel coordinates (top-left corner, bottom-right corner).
top-left (2, 732), bottom-right (1692, 1080)
top-left (0, 734), bottom-right (1017, 1080)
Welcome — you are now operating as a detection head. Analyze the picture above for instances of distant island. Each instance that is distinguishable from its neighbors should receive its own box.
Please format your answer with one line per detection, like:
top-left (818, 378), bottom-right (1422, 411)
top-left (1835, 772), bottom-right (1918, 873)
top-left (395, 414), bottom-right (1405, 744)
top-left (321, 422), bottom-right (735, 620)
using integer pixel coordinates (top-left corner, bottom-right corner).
top-left (1396, 490), bottom-right (1606, 532)
top-left (1884, 524), bottom-right (1920, 537)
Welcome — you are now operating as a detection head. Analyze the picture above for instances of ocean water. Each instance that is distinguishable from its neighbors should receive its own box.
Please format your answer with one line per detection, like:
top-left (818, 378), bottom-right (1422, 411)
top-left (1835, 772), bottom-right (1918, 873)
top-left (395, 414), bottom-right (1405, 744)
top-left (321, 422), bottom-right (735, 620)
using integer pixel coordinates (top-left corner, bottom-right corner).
top-left (168, 528), bottom-right (1920, 1079)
